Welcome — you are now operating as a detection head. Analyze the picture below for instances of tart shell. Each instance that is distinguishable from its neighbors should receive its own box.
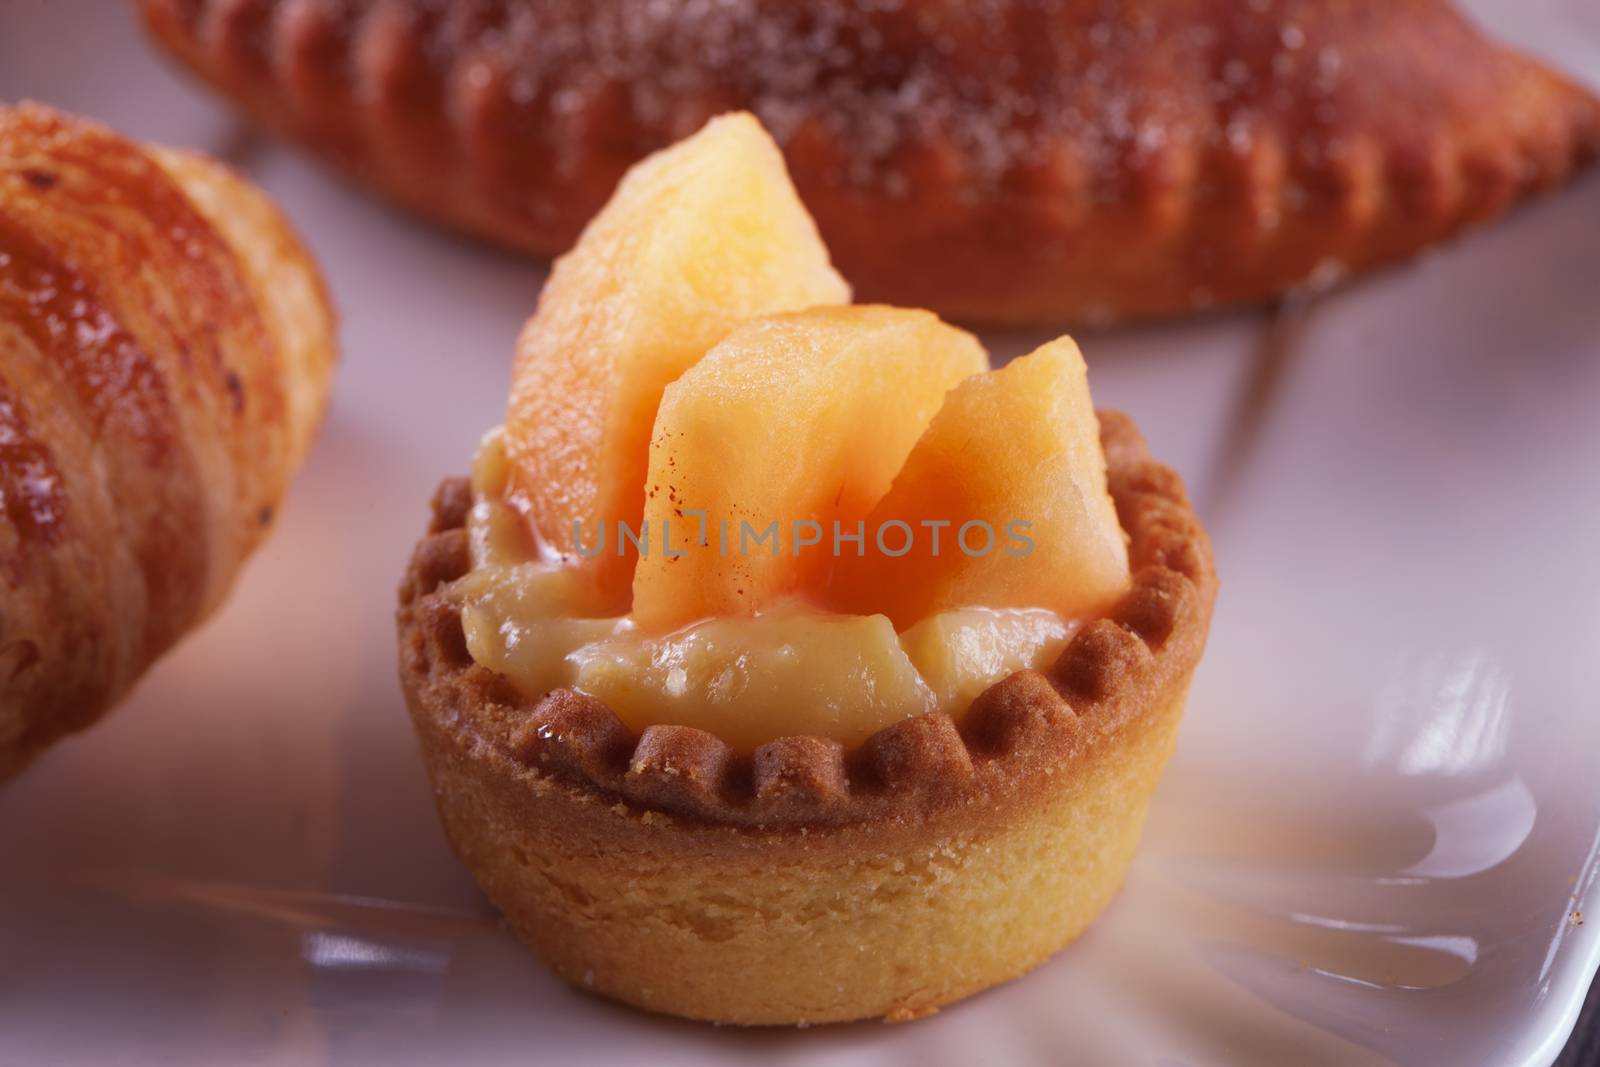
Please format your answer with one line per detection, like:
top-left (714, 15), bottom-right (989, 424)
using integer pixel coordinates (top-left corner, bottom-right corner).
top-left (396, 411), bottom-right (1217, 1024)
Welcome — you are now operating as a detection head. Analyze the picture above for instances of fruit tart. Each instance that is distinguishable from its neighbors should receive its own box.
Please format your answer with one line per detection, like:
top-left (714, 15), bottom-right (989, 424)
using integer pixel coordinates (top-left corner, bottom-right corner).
top-left (396, 113), bottom-right (1216, 1025)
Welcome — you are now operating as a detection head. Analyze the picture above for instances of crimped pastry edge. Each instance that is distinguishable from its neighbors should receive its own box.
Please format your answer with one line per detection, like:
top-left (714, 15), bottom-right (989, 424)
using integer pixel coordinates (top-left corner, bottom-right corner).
top-left (396, 409), bottom-right (1217, 830)
top-left (144, 0), bottom-right (1600, 324)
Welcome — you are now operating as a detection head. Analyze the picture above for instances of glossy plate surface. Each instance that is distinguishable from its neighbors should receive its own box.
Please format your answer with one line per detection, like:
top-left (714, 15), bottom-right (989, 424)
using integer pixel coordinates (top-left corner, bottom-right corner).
top-left (2, 2), bottom-right (1597, 1063)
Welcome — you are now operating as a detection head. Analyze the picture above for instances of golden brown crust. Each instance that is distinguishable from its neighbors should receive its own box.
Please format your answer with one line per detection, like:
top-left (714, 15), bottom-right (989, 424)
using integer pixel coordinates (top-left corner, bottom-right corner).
top-left (0, 102), bottom-right (337, 779)
top-left (399, 408), bottom-right (1215, 828)
top-left (143, 0), bottom-right (1600, 324)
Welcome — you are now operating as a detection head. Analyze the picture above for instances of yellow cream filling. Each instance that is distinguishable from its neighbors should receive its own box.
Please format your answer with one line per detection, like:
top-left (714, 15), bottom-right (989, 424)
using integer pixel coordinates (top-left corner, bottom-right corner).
top-left (455, 431), bottom-right (1076, 751)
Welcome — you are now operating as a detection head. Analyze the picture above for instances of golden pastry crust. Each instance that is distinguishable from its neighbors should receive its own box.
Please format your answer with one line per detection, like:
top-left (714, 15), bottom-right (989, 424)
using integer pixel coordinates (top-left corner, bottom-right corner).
top-left (0, 102), bottom-right (337, 779)
top-left (142, 0), bottom-right (1599, 324)
top-left (396, 410), bottom-right (1217, 1024)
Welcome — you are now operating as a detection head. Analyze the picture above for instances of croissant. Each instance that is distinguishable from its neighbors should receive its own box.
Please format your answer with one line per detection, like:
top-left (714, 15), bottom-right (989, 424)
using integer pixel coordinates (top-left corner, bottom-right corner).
top-left (0, 102), bottom-right (337, 779)
top-left (139, 0), bottom-right (1599, 324)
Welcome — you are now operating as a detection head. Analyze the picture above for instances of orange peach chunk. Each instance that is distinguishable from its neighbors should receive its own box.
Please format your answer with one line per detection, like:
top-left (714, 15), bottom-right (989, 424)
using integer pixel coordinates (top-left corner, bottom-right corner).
top-left (829, 338), bottom-right (1129, 627)
top-left (631, 306), bottom-right (989, 631)
top-left (503, 112), bottom-right (849, 612)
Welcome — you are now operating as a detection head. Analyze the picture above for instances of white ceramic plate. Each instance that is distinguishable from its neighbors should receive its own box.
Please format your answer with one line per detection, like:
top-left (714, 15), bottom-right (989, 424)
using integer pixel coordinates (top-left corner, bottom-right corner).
top-left (2, 3), bottom-right (1597, 1064)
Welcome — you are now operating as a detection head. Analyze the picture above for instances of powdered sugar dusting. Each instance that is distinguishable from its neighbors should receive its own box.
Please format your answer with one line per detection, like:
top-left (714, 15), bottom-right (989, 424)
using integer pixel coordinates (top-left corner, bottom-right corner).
top-left (389, 0), bottom-right (1373, 203)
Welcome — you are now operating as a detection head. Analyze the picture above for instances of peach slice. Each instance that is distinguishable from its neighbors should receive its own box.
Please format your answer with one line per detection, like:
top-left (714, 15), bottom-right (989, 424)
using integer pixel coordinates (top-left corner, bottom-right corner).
top-left (570, 613), bottom-right (934, 752)
top-left (899, 608), bottom-right (1076, 714)
top-left (503, 112), bottom-right (849, 612)
top-left (830, 338), bottom-right (1129, 628)
top-left (631, 306), bottom-right (989, 631)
